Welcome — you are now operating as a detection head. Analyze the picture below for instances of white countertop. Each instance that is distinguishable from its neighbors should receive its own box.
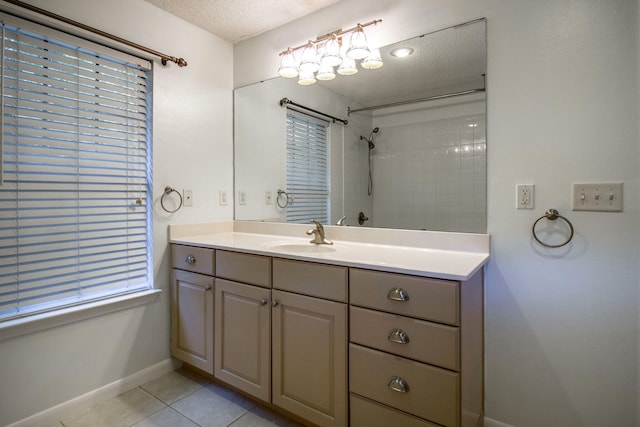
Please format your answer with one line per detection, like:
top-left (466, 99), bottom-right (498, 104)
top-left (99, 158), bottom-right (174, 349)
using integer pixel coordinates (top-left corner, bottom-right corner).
top-left (169, 221), bottom-right (490, 281)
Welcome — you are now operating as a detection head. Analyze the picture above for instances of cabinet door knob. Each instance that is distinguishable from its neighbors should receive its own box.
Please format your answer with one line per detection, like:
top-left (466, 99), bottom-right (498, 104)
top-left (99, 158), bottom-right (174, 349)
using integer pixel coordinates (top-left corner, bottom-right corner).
top-left (387, 287), bottom-right (410, 302)
top-left (388, 328), bottom-right (410, 344)
top-left (185, 255), bottom-right (196, 264)
top-left (205, 285), bottom-right (212, 291)
top-left (271, 300), bottom-right (279, 307)
top-left (387, 376), bottom-right (409, 393)
top-left (259, 298), bottom-right (268, 306)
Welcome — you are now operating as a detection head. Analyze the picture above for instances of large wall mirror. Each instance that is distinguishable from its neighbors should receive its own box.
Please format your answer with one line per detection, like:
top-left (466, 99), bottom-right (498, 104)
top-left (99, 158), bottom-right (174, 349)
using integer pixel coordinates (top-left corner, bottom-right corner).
top-left (234, 19), bottom-right (486, 233)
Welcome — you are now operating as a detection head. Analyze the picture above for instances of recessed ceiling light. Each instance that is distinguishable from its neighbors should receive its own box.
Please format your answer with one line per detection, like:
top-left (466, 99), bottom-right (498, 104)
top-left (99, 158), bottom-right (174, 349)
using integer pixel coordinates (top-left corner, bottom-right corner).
top-left (390, 47), bottom-right (414, 58)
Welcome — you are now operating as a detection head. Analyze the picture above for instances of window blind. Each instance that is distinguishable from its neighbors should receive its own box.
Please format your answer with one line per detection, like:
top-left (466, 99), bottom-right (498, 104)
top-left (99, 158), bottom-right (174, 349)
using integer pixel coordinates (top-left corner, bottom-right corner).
top-left (0, 16), bottom-right (153, 321)
top-left (285, 109), bottom-right (330, 224)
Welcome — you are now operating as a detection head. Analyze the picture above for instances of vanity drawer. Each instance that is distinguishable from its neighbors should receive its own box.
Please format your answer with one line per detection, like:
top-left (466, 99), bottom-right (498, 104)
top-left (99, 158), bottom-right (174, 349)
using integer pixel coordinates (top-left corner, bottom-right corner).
top-left (350, 269), bottom-right (459, 325)
top-left (350, 306), bottom-right (459, 371)
top-left (273, 258), bottom-right (348, 302)
top-left (350, 394), bottom-right (440, 427)
top-left (172, 244), bottom-right (215, 276)
top-left (349, 344), bottom-right (459, 427)
top-left (216, 250), bottom-right (271, 288)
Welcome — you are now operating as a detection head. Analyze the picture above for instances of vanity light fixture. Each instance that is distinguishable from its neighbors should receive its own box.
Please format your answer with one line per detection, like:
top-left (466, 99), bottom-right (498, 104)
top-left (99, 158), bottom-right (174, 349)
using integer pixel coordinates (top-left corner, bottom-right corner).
top-left (277, 19), bottom-right (383, 85)
top-left (390, 47), bottom-right (414, 58)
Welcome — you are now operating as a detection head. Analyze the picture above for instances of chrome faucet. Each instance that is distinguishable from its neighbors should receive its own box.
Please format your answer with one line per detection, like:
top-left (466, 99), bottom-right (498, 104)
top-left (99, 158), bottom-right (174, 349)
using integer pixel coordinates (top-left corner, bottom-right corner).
top-left (306, 220), bottom-right (333, 245)
top-left (336, 216), bottom-right (347, 226)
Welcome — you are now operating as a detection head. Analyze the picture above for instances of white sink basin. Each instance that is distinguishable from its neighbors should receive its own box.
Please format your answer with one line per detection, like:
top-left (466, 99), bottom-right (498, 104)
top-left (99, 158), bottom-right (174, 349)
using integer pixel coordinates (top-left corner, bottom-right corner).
top-left (268, 243), bottom-right (337, 253)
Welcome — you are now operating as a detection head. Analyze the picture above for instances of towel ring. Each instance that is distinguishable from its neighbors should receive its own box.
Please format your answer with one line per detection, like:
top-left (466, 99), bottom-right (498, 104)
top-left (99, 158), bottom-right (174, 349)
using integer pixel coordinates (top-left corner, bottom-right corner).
top-left (161, 186), bottom-right (183, 213)
top-left (276, 189), bottom-right (290, 208)
top-left (532, 208), bottom-right (574, 248)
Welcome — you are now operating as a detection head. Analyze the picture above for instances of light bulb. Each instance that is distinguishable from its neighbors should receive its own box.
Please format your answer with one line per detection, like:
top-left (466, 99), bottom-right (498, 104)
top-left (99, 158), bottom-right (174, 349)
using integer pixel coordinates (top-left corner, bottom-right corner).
top-left (361, 48), bottom-right (383, 70)
top-left (299, 41), bottom-right (320, 73)
top-left (337, 57), bottom-right (358, 76)
top-left (321, 34), bottom-right (342, 67)
top-left (278, 48), bottom-right (298, 78)
top-left (298, 69), bottom-right (316, 85)
top-left (346, 25), bottom-right (370, 60)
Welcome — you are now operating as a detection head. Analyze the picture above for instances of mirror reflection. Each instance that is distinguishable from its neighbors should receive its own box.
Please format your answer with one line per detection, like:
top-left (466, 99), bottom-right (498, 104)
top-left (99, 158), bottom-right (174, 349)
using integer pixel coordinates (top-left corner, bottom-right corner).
top-left (234, 19), bottom-right (486, 233)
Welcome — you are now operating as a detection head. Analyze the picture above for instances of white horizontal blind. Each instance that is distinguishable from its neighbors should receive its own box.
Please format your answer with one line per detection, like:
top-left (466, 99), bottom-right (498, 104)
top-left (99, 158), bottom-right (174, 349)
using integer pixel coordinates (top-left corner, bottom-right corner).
top-left (285, 109), bottom-right (329, 224)
top-left (0, 17), bottom-right (153, 321)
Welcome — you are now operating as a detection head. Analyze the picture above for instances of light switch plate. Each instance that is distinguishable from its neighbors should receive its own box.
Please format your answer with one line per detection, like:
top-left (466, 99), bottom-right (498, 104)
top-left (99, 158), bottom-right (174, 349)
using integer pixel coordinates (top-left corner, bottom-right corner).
top-left (572, 182), bottom-right (623, 212)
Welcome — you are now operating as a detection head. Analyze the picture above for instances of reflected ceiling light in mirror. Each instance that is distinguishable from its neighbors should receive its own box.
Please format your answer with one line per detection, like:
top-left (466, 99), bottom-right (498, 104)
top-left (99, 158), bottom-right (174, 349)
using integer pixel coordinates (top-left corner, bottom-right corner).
top-left (298, 69), bottom-right (317, 85)
top-left (390, 47), bottom-right (414, 58)
top-left (277, 19), bottom-right (382, 85)
top-left (316, 63), bottom-right (336, 80)
top-left (337, 57), bottom-right (358, 75)
top-left (361, 48), bottom-right (383, 70)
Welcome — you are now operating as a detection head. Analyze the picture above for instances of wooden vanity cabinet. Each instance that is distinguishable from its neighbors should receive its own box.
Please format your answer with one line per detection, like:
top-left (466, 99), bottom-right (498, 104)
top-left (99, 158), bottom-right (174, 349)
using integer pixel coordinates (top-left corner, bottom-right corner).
top-left (349, 268), bottom-right (484, 427)
top-left (214, 252), bottom-right (348, 427)
top-left (170, 245), bottom-right (215, 374)
top-left (171, 243), bottom-right (483, 427)
top-left (272, 258), bottom-right (348, 427)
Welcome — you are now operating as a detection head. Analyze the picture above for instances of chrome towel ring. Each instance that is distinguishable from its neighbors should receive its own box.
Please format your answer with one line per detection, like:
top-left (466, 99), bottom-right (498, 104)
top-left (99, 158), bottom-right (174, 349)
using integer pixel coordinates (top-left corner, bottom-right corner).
top-left (161, 186), bottom-right (183, 213)
top-left (276, 189), bottom-right (290, 208)
top-left (532, 208), bottom-right (574, 248)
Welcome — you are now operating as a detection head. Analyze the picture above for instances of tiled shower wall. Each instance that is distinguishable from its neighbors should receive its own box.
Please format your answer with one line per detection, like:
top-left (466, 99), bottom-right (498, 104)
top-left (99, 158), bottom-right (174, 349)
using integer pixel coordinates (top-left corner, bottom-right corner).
top-left (371, 101), bottom-right (486, 232)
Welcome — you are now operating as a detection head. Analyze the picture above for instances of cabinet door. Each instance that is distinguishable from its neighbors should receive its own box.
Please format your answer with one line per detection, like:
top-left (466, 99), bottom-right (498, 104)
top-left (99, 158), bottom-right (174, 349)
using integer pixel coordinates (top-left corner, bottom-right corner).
top-left (214, 279), bottom-right (271, 402)
top-left (272, 290), bottom-right (347, 427)
top-left (171, 269), bottom-right (214, 374)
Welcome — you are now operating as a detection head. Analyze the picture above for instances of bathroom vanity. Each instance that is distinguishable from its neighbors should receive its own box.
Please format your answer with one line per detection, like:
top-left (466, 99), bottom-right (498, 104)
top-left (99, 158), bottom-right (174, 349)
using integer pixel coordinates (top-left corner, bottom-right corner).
top-left (169, 221), bottom-right (489, 427)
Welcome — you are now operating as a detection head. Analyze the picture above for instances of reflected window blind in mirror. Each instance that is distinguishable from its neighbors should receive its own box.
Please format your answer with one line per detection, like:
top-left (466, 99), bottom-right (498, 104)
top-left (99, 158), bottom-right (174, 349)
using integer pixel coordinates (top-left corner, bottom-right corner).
top-left (0, 15), bottom-right (153, 321)
top-left (285, 109), bottom-right (329, 224)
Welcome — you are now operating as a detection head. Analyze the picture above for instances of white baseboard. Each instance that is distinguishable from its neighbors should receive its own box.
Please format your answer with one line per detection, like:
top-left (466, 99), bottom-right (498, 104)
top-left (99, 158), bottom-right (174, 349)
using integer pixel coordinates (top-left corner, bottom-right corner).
top-left (485, 416), bottom-right (515, 427)
top-left (7, 358), bottom-right (178, 427)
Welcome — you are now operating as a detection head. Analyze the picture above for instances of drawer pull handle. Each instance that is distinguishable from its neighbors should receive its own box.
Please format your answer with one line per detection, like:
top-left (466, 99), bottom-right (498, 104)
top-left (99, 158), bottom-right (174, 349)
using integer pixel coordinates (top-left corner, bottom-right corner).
top-left (387, 376), bottom-right (409, 393)
top-left (205, 285), bottom-right (212, 291)
top-left (388, 328), bottom-right (410, 344)
top-left (387, 287), bottom-right (410, 302)
top-left (185, 255), bottom-right (196, 264)
top-left (271, 300), bottom-right (279, 307)
top-left (259, 298), bottom-right (268, 306)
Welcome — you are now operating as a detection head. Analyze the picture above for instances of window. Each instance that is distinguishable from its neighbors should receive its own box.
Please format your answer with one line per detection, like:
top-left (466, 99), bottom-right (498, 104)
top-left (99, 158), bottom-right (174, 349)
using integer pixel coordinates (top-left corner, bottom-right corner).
top-left (0, 15), bottom-right (153, 322)
top-left (285, 109), bottom-right (330, 224)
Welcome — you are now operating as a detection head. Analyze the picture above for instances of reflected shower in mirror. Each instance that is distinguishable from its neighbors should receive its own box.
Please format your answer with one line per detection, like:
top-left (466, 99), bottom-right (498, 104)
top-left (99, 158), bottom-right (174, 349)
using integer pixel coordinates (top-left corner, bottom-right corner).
top-left (234, 19), bottom-right (486, 233)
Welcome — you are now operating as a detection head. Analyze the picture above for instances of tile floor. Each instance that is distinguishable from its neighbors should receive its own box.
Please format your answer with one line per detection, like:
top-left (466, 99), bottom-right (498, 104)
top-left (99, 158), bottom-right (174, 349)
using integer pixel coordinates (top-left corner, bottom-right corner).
top-left (50, 368), bottom-right (304, 427)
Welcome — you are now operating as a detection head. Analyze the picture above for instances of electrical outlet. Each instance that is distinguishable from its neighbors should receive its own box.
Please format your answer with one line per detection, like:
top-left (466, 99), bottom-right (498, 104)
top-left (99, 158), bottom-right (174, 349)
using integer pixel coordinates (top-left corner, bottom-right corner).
top-left (183, 189), bottom-right (193, 207)
top-left (572, 182), bottom-right (623, 212)
top-left (219, 190), bottom-right (228, 206)
top-left (238, 191), bottom-right (247, 205)
top-left (516, 184), bottom-right (534, 209)
top-left (265, 191), bottom-right (273, 205)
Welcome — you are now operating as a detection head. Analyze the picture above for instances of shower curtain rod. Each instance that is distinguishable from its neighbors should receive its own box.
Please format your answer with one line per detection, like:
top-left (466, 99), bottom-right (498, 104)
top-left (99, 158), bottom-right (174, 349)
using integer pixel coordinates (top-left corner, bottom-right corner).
top-left (280, 98), bottom-right (348, 125)
top-left (347, 88), bottom-right (485, 115)
top-left (1, 0), bottom-right (188, 67)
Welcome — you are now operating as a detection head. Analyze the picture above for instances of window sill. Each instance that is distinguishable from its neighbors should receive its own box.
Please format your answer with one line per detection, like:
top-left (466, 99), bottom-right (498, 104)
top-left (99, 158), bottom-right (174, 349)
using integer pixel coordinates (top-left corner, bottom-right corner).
top-left (0, 289), bottom-right (162, 342)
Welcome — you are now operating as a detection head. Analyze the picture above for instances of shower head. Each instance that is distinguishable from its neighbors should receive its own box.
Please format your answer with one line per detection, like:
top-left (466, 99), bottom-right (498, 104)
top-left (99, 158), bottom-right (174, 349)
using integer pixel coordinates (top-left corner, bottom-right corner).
top-left (360, 127), bottom-right (380, 149)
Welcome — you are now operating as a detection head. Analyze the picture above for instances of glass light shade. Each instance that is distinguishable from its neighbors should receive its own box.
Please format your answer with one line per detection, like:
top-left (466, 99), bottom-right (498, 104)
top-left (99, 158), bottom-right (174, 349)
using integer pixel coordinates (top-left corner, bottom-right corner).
top-left (346, 25), bottom-right (370, 60)
top-left (321, 34), bottom-right (343, 67)
top-left (361, 48), bottom-right (383, 70)
top-left (297, 69), bottom-right (316, 85)
top-left (316, 63), bottom-right (336, 81)
top-left (278, 49), bottom-right (298, 78)
top-left (337, 57), bottom-right (358, 76)
top-left (299, 42), bottom-right (320, 73)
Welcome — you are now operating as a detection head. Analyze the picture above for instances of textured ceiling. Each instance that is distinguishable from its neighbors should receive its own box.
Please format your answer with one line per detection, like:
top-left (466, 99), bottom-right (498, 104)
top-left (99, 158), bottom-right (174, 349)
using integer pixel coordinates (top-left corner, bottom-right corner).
top-left (143, 0), bottom-right (343, 43)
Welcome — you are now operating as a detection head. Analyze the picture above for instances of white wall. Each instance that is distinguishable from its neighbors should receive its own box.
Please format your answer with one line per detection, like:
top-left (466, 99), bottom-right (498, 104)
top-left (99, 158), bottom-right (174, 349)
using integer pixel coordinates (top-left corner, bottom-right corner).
top-left (0, 0), bottom-right (233, 425)
top-left (236, 0), bottom-right (640, 426)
